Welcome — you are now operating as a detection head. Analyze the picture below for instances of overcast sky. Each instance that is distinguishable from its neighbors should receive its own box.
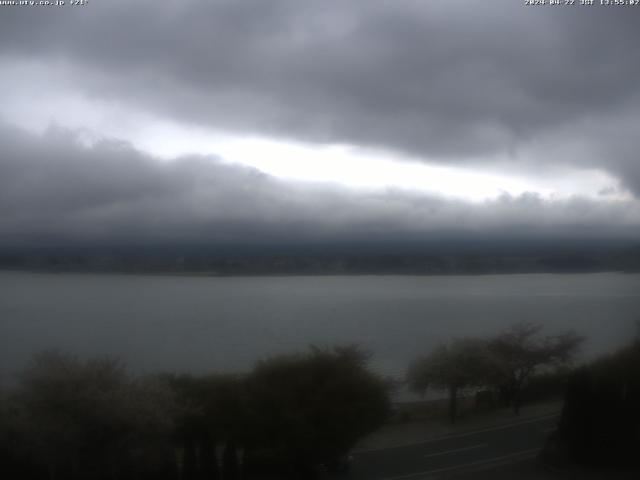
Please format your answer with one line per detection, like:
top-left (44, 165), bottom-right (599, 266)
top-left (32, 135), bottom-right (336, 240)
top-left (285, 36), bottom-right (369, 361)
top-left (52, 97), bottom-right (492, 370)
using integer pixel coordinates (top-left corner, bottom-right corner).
top-left (1, 0), bottom-right (639, 249)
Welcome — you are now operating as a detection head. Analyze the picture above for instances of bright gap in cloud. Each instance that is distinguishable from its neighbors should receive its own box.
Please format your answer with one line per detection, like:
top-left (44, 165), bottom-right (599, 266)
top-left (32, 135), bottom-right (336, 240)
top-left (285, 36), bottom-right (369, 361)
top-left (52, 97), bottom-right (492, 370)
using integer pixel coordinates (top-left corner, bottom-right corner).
top-left (0, 66), bottom-right (623, 203)
top-left (210, 139), bottom-right (538, 201)
top-left (116, 123), bottom-right (623, 203)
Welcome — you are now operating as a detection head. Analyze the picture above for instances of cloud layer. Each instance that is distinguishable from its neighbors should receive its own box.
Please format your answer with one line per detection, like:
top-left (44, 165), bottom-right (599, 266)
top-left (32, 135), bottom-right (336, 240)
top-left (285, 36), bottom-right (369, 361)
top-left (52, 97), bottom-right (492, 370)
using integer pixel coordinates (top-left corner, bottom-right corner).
top-left (1, 1), bottom-right (640, 247)
top-left (0, 124), bottom-right (638, 248)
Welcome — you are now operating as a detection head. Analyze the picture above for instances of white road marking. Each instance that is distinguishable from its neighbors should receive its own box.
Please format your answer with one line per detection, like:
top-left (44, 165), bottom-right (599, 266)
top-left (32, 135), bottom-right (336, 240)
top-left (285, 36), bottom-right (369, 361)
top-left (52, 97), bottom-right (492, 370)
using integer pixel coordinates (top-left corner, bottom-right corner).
top-left (423, 443), bottom-right (487, 458)
top-left (425, 413), bottom-right (559, 442)
top-left (356, 412), bottom-right (559, 454)
top-left (379, 448), bottom-right (540, 480)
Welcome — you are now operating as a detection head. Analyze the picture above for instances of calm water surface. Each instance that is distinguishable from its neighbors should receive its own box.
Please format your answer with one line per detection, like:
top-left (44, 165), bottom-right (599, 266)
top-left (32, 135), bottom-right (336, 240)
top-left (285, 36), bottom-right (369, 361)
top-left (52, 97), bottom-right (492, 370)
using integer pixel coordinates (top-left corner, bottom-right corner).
top-left (1, 271), bottom-right (639, 382)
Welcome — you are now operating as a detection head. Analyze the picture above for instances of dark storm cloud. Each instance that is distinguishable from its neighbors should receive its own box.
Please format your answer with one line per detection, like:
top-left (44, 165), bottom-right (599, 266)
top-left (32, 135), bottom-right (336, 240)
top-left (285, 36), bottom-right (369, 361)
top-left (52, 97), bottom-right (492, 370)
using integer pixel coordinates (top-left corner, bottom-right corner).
top-left (0, 123), bottom-right (637, 248)
top-left (1, 1), bottom-right (639, 193)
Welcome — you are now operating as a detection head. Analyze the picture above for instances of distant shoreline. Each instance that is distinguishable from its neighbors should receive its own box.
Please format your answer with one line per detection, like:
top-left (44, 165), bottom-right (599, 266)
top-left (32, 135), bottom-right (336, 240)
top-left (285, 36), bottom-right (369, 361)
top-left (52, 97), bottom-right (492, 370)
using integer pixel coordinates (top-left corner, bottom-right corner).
top-left (1, 248), bottom-right (638, 277)
top-left (0, 267), bottom-right (633, 278)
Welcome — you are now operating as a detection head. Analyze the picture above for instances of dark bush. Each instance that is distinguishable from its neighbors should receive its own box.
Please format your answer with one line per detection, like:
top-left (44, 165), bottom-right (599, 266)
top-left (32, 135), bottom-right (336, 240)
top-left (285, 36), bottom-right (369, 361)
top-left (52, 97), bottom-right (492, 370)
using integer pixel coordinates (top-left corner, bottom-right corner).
top-left (554, 342), bottom-right (640, 467)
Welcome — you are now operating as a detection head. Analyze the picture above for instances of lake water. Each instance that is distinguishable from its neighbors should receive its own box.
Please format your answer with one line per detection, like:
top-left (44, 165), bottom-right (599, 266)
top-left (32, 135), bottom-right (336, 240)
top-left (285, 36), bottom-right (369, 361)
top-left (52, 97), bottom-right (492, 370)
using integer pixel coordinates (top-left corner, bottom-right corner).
top-left (1, 271), bottom-right (639, 385)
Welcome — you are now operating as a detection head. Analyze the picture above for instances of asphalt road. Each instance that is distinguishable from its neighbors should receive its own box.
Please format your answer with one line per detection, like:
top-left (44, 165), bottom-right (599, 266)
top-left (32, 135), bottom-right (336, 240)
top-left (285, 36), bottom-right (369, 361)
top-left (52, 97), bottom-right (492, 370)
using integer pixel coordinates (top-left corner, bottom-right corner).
top-left (349, 413), bottom-right (559, 480)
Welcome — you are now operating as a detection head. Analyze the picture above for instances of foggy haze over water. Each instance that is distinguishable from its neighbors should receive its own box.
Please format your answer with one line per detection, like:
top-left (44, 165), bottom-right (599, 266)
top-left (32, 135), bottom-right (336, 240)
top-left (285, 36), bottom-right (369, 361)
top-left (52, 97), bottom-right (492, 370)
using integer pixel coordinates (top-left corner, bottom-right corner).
top-left (1, 271), bottom-right (638, 384)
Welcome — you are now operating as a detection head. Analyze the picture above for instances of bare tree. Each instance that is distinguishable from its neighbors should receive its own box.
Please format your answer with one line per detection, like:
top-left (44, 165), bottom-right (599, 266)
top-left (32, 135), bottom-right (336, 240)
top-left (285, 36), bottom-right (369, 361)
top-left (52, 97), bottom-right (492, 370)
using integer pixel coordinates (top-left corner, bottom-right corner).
top-left (407, 338), bottom-right (492, 423)
top-left (408, 324), bottom-right (584, 422)
top-left (487, 322), bottom-right (583, 414)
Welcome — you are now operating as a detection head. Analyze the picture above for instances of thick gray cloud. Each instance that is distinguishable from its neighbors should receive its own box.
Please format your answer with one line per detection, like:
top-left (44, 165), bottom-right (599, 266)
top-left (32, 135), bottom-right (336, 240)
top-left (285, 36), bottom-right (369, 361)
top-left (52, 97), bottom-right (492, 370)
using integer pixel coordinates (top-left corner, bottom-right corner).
top-left (0, 123), bottom-right (638, 248)
top-left (1, 0), bottom-right (640, 194)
